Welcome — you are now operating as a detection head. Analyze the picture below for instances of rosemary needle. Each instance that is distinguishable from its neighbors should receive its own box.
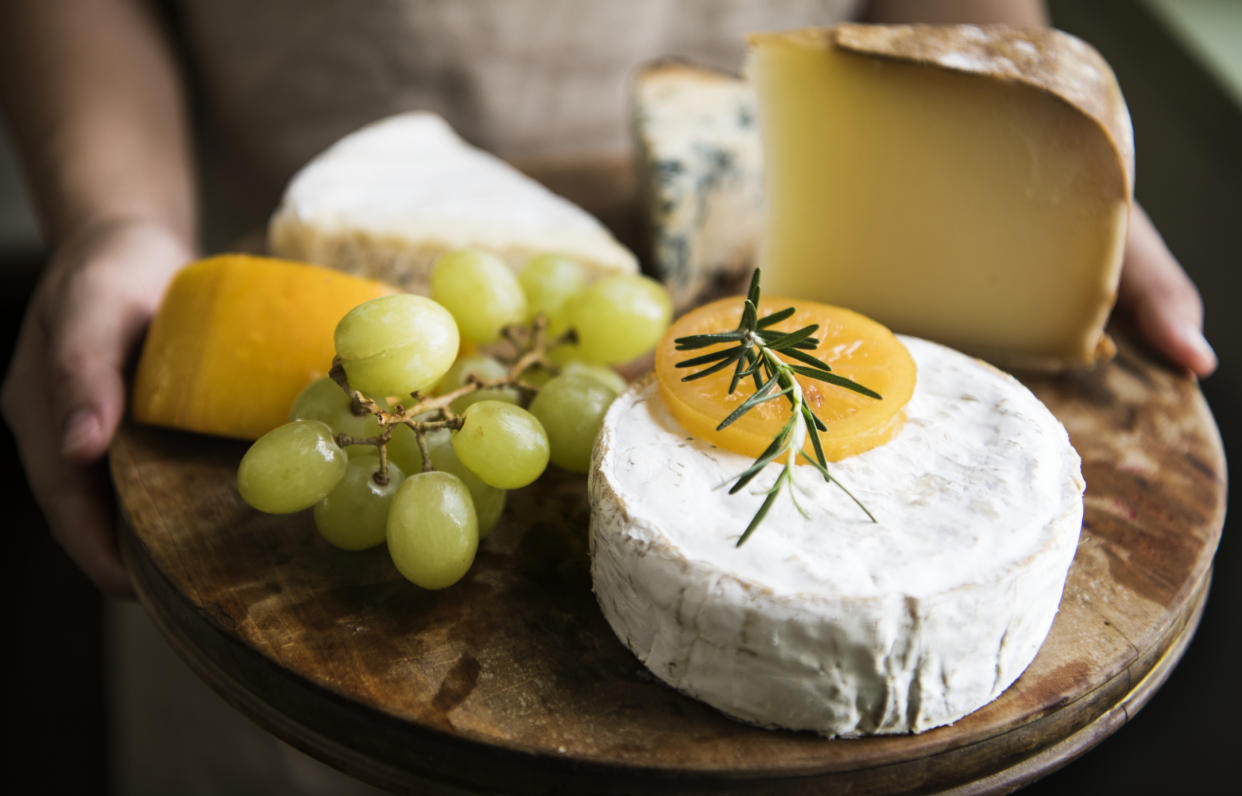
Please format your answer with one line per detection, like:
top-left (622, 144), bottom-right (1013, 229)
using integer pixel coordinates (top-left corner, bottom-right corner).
top-left (674, 269), bottom-right (880, 546)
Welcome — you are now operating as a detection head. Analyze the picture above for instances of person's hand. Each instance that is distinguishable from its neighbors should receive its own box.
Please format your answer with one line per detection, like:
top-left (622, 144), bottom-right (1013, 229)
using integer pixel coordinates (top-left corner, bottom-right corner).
top-left (3, 219), bottom-right (192, 596)
top-left (1117, 206), bottom-right (1217, 377)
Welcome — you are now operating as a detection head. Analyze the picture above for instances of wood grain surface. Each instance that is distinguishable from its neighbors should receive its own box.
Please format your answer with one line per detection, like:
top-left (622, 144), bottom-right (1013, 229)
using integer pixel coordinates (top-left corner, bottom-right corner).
top-left (111, 328), bottom-right (1225, 795)
top-left (111, 161), bottom-right (1227, 793)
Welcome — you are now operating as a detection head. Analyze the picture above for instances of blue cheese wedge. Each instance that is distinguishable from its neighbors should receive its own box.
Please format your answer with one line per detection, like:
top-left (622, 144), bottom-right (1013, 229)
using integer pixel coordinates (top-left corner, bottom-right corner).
top-left (631, 62), bottom-right (764, 312)
top-left (589, 337), bottom-right (1083, 736)
top-left (269, 112), bottom-right (638, 293)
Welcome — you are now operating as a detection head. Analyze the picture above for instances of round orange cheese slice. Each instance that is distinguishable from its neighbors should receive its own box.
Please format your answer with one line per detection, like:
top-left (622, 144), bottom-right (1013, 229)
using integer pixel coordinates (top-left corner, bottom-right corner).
top-left (654, 296), bottom-right (916, 462)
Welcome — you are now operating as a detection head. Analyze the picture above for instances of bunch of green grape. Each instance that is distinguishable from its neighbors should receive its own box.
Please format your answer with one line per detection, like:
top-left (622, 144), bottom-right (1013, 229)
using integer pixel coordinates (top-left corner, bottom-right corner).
top-left (237, 249), bottom-right (671, 590)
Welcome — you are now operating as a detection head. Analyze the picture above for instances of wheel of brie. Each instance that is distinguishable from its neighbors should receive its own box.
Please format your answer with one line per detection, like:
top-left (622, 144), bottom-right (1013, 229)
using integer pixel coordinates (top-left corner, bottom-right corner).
top-left (589, 333), bottom-right (1083, 737)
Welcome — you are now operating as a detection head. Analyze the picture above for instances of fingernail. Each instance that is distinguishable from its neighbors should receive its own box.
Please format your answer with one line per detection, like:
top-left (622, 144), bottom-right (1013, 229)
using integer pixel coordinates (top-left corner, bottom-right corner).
top-left (1182, 324), bottom-right (1218, 375)
top-left (62, 408), bottom-right (99, 457)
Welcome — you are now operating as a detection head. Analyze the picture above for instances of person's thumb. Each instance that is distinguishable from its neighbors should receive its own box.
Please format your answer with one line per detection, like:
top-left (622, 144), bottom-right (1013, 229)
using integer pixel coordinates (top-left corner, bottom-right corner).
top-left (50, 296), bottom-right (132, 463)
top-left (47, 225), bottom-right (189, 462)
top-left (1118, 210), bottom-right (1217, 377)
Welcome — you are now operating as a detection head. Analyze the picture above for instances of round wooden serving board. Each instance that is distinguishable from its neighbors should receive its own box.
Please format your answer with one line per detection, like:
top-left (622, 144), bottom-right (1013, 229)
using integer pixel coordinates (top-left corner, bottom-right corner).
top-left (112, 160), bottom-right (1226, 793)
top-left (112, 328), bottom-right (1225, 795)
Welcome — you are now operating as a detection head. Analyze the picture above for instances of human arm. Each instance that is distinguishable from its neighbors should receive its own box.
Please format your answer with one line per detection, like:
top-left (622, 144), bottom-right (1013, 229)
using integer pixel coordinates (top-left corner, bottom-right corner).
top-left (866, 0), bottom-right (1216, 376)
top-left (0, 0), bottom-right (198, 595)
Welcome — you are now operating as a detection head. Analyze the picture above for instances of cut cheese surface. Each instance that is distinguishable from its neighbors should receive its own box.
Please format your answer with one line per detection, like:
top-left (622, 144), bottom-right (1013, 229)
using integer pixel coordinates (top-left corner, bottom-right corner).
top-left (632, 61), bottom-right (764, 311)
top-left (269, 112), bottom-right (638, 294)
top-left (590, 337), bottom-right (1084, 736)
top-left (747, 25), bottom-right (1133, 367)
top-left (132, 254), bottom-right (394, 440)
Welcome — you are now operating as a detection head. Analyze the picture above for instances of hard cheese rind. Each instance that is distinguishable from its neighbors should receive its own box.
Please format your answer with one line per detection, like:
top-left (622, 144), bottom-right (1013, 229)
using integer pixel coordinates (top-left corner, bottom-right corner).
top-left (748, 25), bottom-right (1133, 368)
top-left (269, 112), bottom-right (639, 293)
top-left (830, 23), bottom-right (1133, 187)
top-left (633, 26), bottom-right (1133, 368)
top-left (632, 61), bottom-right (764, 312)
top-left (590, 338), bottom-right (1084, 736)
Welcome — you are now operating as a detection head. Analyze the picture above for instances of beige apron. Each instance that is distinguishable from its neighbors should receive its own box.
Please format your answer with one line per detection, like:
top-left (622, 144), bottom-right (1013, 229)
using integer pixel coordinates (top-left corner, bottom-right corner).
top-left (176, 0), bottom-right (859, 246)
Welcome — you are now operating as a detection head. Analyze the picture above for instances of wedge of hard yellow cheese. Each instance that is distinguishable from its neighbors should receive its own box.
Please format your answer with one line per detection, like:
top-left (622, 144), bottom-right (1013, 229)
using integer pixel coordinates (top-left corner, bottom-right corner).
top-left (132, 254), bottom-right (394, 440)
top-left (748, 25), bottom-right (1134, 367)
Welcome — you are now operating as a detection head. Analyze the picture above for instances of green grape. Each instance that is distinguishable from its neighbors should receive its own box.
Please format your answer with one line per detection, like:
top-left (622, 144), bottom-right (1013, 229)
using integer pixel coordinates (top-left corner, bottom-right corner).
top-left (565, 275), bottom-right (672, 364)
top-left (430, 249), bottom-right (526, 344)
top-left (435, 354), bottom-right (518, 413)
top-left (334, 294), bottom-right (459, 399)
top-left (436, 354), bottom-right (509, 393)
top-left (528, 374), bottom-right (619, 473)
top-left (556, 360), bottom-right (627, 396)
top-left (289, 376), bottom-right (345, 423)
top-left (425, 430), bottom-right (507, 539)
top-left (313, 455), bottom-right (403, 550)
top-left (387, 471), bottom-right (478, 589)
top-left (289, 377), bottom-right (382, 456)
top-left (390, 425), bottom-right (507, 538)
top-left (237, 420), bottom-right (347, 514)
top-left (546, 340), bottom-right (583, 367)
top-left (519, 253), bottom-right (586, 328)
top-left (516, 361), bottom-right (562, 387)
top-left (386, 422), bottom-right (424, 476)
top-left (452, 401), bottom-right (549, 489)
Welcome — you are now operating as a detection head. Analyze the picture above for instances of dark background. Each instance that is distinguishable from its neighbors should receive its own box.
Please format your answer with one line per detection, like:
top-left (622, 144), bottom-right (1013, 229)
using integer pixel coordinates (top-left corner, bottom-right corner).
top-left (2, 1), bottom-right (1238, 792)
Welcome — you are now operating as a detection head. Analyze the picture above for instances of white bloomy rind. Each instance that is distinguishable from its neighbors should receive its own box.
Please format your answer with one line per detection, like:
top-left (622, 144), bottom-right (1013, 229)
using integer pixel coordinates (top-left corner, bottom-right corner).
top-left (269, 112), bottom-right (638, 292)
top-left (589, 337), bottom-right (1083, 736)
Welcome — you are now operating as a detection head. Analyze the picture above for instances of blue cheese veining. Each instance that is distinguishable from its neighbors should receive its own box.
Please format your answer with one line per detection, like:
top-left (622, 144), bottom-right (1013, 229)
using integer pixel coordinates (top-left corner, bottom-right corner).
top-left (632, 62), bottom-right (764, 311)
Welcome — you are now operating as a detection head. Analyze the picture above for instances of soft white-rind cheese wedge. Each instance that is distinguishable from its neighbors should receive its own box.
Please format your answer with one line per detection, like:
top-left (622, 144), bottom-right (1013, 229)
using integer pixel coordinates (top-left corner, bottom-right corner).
top-left (631, 62), bottom-right (764, 312)
top-left (269, 112), bottom-right (638, 293)
top-left (748, 25), bottom-right (1133, 368)
top-left (589, 337), bottom-right (1083, 736)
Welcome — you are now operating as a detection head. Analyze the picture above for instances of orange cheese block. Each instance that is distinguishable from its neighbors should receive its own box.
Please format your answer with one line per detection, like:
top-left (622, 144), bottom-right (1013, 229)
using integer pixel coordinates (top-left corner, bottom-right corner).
top-left (132, 254), bottom-right (395, 440)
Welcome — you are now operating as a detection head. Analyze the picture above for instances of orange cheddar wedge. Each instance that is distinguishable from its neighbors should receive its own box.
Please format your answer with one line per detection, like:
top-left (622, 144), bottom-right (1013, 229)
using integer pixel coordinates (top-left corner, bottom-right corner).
top-left (132, 254), bottom-right (394, 439)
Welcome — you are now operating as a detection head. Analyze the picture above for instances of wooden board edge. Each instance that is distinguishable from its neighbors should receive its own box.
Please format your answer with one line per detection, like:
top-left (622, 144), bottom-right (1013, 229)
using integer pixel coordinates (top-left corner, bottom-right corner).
top-left (946, 570), bottom-right (1209, 795)
top-left (118, 499), bottom-right (1215, 796)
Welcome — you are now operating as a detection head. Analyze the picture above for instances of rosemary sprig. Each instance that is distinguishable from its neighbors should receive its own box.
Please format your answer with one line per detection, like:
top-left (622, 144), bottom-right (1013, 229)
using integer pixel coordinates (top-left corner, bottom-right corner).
top-left (675, 269), bottom-right (880, 546)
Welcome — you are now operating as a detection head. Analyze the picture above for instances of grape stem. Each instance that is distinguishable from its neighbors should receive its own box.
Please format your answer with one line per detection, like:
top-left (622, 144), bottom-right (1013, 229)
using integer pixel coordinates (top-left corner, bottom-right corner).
top-left (326, 312), bottom-right (578, 483)
top-left (413, 428), bottom-right (435, 474)
top-left (334, 428), bottom-right (394, 485)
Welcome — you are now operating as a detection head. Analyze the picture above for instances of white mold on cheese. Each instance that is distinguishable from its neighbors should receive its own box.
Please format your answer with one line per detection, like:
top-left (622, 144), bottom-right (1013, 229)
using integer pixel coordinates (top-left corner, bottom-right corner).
top-left (589, 337), bottom-right (1083, 736)
top-left (269, 112), bottom-right (637, 293)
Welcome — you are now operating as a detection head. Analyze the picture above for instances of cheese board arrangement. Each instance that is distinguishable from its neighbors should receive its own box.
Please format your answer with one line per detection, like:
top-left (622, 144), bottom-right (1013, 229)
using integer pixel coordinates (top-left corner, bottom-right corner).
top-left (112, 324), bottom-right (1224, 793)
top-left (114, 24), bottom-right (1226, 794)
